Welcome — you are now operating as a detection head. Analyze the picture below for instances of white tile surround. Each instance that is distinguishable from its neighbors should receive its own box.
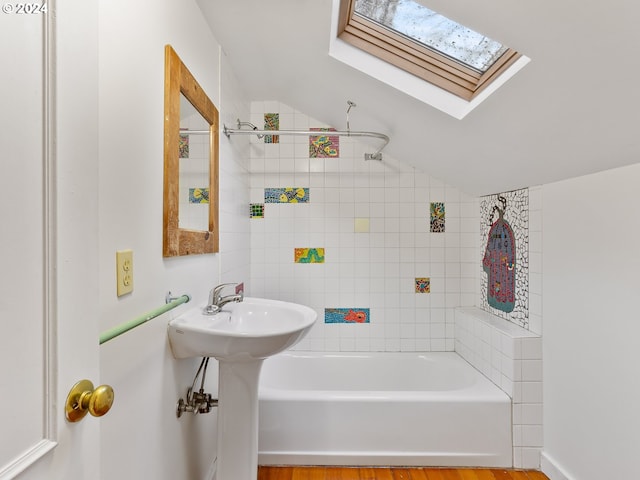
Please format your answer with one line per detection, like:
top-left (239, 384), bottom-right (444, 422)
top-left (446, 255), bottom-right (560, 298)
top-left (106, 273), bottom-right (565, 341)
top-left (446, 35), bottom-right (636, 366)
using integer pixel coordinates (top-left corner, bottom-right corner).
top-left (455, 307), bottom-right (543, 469)
top-left (248, 101), bottom-right (479, 353)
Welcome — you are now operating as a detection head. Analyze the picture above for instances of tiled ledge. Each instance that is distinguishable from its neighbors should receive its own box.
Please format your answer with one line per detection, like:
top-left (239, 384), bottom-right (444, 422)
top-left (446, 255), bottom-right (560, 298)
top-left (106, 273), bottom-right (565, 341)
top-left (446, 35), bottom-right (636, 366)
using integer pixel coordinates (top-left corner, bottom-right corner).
top-left (455, 307), bottom-right (542, 470)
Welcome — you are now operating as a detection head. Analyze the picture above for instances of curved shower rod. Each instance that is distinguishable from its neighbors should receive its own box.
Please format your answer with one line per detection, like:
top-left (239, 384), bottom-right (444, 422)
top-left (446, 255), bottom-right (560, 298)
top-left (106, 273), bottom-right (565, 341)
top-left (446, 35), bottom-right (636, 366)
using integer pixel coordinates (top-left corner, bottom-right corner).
top-left (222, 120), bottom-right (389, 161)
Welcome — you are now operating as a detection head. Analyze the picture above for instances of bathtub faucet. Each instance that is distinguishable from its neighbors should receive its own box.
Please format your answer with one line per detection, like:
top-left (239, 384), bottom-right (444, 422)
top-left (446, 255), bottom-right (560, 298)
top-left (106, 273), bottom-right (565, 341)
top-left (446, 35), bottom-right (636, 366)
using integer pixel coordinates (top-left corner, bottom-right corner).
top-left (203, 282), bottom-right (244, 315)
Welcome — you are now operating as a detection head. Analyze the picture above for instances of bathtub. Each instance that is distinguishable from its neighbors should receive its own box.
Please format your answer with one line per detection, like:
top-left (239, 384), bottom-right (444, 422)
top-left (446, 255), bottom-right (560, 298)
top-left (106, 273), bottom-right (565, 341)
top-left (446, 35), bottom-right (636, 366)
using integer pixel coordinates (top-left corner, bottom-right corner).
top-left (257, 351), bottom-right (512, 467)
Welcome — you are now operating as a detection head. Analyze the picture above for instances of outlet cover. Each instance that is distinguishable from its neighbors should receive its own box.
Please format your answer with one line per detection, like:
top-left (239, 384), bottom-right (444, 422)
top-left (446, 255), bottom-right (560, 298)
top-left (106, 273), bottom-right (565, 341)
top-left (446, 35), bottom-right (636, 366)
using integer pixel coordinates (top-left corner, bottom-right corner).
top-left (116, 249), bottom-right (133, 296)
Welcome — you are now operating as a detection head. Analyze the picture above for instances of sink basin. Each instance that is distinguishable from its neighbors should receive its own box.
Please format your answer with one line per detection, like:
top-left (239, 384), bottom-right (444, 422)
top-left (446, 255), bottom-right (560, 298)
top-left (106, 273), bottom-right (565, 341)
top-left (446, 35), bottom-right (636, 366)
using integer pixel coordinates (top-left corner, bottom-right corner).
top-left (167, 297), bottom-right (317, 360)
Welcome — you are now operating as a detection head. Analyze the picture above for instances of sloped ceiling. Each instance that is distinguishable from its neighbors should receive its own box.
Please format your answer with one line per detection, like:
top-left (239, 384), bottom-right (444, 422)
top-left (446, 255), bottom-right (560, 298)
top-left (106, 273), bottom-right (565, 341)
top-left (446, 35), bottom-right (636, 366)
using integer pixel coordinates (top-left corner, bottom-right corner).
top-left (197, 0), bottom-right (640, 195)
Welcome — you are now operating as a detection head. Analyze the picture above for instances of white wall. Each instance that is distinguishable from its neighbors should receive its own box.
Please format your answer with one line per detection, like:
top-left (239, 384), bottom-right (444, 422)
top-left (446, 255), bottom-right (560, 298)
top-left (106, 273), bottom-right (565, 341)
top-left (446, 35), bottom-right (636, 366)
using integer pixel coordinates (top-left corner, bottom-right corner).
top-left (542, 163), bottom-right (640, 479)
top-left (97, 1), bottom-right (249, 478)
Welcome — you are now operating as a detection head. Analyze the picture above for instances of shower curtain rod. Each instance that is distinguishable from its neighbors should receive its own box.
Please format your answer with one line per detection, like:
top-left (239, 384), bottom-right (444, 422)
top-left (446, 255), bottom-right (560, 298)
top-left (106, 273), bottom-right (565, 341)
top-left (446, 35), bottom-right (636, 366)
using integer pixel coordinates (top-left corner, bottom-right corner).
top-left (220, 123), bottom-right (390, 161)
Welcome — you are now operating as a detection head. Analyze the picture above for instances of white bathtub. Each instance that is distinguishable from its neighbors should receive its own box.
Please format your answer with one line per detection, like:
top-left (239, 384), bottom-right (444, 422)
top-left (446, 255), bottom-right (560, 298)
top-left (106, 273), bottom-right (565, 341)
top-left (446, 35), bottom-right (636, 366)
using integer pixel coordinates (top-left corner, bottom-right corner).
top-left (257, 351), bottom-right (512, 467)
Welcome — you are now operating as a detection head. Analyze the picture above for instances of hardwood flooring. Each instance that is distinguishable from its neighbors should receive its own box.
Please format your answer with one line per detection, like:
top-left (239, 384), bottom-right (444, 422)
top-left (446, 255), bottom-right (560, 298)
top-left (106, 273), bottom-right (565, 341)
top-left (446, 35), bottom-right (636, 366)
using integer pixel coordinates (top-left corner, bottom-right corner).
top-left (258, 466), bottom-right (550, 480)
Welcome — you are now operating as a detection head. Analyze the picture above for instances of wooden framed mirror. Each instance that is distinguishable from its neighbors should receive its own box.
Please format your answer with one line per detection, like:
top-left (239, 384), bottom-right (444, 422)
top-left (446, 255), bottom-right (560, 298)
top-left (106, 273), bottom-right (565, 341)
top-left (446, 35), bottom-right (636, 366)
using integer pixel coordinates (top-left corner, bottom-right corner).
top-left (163, 45), bottom-right (219, 256)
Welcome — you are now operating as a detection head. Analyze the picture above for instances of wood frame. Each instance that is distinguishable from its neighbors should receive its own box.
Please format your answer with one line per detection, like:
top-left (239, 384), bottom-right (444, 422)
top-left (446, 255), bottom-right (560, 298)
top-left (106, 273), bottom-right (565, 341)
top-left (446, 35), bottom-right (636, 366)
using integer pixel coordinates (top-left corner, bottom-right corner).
top-left (337, 0), bottom-right (521, 101)
top-left (163, 45), bottom-right (219, 256)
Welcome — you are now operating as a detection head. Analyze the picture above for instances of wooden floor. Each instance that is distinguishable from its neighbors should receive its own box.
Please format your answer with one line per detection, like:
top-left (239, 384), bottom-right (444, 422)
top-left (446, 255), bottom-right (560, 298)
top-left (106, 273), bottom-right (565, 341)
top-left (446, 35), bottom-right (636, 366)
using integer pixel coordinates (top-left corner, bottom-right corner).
top-left (258, 466), bottom-right (550, 480)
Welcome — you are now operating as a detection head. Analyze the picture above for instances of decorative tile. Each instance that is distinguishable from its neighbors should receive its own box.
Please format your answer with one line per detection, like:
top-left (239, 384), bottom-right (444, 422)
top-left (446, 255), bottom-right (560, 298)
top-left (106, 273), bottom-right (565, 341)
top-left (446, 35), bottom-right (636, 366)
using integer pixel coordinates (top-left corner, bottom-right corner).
top-left (354, 218), bottom-right (370, 233)
top-left (430, 202), bottom-right (445, 232)
top-left (483, 211), bottom-right (516, 313)
top-left (415, 277), bottom-right (431, 293)
top-left (294, 248), bottom-right (325, 263)
top-left (480, 188), bottom-right (529, 328)
top-left (309, 128), bottom-right (339, 158)
top-left (250, 203), bottom-right (264, 218)
top-left (325, 308), bottom-right (370, 324)
top-left (264, 113), bottom-right (279, 144)
top-left (189, 187), bottom-right (209, 204)
top-left (265, 187), bottom-right (309, 203)
top-left (179, 132), bottom-right (189, 158)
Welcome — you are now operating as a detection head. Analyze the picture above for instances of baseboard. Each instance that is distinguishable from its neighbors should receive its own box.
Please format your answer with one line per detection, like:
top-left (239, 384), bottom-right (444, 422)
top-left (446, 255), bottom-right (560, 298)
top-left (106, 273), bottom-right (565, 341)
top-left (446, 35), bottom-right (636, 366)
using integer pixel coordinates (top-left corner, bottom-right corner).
top-left (541, 451), bottom-right (573, 480)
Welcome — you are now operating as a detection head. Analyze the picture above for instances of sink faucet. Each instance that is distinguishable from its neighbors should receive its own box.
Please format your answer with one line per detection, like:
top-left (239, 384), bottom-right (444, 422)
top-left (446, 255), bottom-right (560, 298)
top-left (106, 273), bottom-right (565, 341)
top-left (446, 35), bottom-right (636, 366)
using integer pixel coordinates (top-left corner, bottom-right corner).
top-left (203, 283), bottom-right (244, 315)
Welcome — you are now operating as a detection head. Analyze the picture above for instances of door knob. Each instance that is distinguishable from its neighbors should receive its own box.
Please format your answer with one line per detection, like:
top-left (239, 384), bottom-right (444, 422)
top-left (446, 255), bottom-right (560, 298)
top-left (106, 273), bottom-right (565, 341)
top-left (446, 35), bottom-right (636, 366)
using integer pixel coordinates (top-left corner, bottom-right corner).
top-left (65, 379), bottom-right (115, 422)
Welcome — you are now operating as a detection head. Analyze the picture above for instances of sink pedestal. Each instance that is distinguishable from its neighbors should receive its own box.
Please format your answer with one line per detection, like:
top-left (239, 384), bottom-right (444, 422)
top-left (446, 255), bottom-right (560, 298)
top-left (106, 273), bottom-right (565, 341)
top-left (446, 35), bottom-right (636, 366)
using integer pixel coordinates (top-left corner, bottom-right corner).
top-left (167, 297), bottom-right (317, 480)
top-left (215, 359), bottom-right (264, 480)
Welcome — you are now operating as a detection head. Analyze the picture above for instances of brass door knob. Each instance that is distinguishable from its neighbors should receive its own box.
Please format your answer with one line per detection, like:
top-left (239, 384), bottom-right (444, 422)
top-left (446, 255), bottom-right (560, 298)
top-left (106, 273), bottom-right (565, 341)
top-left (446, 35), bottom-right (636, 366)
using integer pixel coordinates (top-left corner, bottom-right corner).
top-left (65, 379), bottom-right (115, 422)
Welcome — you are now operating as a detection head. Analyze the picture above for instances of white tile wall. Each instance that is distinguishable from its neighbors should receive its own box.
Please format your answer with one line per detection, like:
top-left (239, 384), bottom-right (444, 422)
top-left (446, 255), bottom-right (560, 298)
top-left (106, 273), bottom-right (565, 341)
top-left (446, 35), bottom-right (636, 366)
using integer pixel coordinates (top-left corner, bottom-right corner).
top-left (248, 101), bottom-right (478, 352)
top-left (455, 306), bottom-right (543, 469)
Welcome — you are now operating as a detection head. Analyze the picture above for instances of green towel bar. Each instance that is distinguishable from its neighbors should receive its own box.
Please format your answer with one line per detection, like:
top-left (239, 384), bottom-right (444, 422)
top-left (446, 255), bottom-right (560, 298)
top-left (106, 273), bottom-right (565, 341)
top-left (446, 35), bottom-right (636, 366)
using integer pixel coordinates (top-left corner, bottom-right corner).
top-left (99, 293), bottom-right (191, 345)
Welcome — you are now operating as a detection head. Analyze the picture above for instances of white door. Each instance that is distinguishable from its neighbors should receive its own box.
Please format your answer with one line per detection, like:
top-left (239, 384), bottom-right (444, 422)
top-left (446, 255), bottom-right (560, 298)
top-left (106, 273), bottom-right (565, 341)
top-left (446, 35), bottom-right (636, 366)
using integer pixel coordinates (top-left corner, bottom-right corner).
top-left (0, 1), bottom-right (101, 478)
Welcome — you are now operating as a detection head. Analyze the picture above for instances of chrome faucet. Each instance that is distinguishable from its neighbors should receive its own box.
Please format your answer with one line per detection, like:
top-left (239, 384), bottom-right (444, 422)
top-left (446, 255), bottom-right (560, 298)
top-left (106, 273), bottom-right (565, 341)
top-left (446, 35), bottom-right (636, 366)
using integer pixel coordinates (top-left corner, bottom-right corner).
top-left (203, 283), bottom-right (244, 315)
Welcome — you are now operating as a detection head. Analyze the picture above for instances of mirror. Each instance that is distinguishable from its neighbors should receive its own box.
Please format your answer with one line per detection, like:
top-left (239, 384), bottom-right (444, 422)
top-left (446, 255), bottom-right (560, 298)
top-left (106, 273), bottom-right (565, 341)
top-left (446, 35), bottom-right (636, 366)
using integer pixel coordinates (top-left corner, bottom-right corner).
top-left (179, 94), bottom-right (210, 232)
top-left (163, 45), bottom-right (219, 256)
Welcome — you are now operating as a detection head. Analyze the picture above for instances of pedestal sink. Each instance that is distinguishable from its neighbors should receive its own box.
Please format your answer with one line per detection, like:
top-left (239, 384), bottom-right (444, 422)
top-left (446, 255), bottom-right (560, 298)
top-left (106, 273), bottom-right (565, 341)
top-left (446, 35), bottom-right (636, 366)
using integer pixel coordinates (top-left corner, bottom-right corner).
top-left (167, 297), bottom-right (316, 480)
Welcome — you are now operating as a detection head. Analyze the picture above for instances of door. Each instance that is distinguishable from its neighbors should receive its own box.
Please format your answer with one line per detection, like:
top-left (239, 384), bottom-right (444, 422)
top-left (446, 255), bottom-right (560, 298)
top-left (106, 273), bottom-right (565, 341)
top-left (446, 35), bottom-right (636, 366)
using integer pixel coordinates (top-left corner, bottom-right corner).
top-left (0, 0), bottom-right (101, 478)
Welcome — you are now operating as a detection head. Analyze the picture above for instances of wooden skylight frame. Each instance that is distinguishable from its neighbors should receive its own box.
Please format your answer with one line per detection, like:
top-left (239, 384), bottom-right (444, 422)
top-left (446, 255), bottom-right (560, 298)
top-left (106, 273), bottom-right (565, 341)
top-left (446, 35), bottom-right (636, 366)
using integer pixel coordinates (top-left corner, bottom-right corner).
top-left (337, 0), bottom-right (521, 101)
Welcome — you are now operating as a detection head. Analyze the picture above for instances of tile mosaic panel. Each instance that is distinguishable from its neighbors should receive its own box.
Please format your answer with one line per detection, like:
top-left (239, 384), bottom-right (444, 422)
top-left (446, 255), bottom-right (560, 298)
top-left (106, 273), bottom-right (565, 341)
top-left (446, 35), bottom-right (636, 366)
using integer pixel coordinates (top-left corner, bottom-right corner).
top-left (189, 187), bottom-right (209, 204)
top-left (483, 212), bottom-right (516, 313)
top-left (294, 248), bottom-right (325, 263)
top-left (480, 188), bottom-right (529, 328)
top-left (415, 277), bottom-right (431, 293)
top-left (179, 132), bottom-right (189, 158)
top-left (309, 128), bottom-right (339, 158)
top-left (250, 203), bottom-right (264, 218)
top-left (264, 113), bottom-right (279, 144)
top-left (430, 202), bottom-right (445, 232)
top-left (325, 308), bottom-right (370, 324)
top-left (264, 187), bottom-right (309, 203)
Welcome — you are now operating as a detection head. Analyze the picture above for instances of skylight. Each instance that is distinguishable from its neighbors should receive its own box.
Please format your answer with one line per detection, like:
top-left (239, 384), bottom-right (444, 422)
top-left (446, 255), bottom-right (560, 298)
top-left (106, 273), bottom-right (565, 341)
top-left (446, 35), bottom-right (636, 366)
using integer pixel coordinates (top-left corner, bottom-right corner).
top-left (338, 0), bottom-right (521, 100)
top-left (354, 0), bottom-right (508, 73)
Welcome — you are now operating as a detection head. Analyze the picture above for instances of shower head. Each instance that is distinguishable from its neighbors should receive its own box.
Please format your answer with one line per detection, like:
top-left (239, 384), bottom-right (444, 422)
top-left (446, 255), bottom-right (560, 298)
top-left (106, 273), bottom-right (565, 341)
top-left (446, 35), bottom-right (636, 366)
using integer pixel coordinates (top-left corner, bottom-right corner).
top-left (237, 120), bottom-right (264, 139)
top-left (346, 100), bottom-right (357, 131)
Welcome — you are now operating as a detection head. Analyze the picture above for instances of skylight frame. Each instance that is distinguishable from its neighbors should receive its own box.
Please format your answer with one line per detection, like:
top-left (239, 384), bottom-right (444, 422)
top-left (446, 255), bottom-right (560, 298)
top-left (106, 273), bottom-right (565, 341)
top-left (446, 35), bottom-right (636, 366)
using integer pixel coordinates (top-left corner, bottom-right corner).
top-left (337, 0), bottom-right (521, 101)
